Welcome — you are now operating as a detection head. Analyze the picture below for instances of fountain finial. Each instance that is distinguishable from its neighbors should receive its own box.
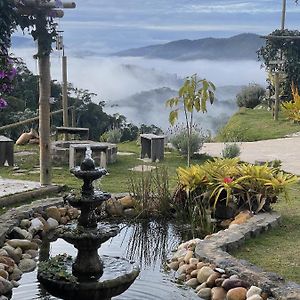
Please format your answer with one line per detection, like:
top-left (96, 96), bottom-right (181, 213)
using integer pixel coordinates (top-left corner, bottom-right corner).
top-left (80, 146), bottom-right (95, 171)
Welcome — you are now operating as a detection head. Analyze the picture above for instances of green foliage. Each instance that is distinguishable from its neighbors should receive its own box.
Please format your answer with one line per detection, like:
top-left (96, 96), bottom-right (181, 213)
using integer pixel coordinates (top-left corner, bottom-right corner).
top-left (100, 128), bottom-right (122, 143)
top-left (128, 166), bottom-right (171, 217)
top-left (166, 74), bottom-right (215, 166)
top-left (281, 84), bottom-right (300, 122)
top-left (258, 29), bottom-right (300, 99)
top-left (215, 108), bottom-right (300, 142)
top-left (170, 128), bottom-right (206, 157)
top-left (176, 158), bottom-right (298, 215)
top-left (236, 84), bottom-right (265, 108)
top-left (222, 143), bottom-right (241, 159)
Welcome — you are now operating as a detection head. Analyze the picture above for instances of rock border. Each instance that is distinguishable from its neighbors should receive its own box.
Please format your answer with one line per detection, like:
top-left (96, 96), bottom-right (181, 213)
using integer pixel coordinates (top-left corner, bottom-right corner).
top-left (0, 197), bottom-right (63, 246)
top-left (194, 212), bottom-right (300, 299)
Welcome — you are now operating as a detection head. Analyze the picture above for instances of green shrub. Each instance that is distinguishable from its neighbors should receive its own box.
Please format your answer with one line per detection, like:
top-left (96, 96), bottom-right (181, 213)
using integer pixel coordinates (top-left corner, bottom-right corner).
top-left (236, 84), bottom-right (265, 109)
top-left (169, 129), bottom-right (206, 156)
top-left (222, 143), bottom-right (241, 159)
top-left (100, 129), bottom-right (122, 143)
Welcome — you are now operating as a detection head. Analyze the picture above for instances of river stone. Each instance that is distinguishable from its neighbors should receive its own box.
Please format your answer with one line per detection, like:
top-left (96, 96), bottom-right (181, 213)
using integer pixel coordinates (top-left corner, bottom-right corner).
top-left (197, 262), bottom-right (207, 269)
top-left (0, 264), bottom-right (6, 270)
top-left (9, 227), bottom-right (30, 240)
top-left (47, 217), bottom-right (59, 230)
top-left (0, 277), bottom-right (13, 295)
top-left (177, 274), bottom-right (186, 281)
top-left (22, 254), bottom-right (32, 260)
top-left (60, 216), bottom-right (68, 225)
top-left (0, 250), bottom-right (8, 257)
top-left (177, 264), bottom-right (188, 275)
top-left (10, 280), bottom-right (20, 288)
top-left (172, 248), bottom-right (188, 260)
top-left (206, 272), bottom-right (221, 288)
top-left (2, 246), bottom-right (21, 264)
top-left (195, 282), bottom-right (207, 292)
top-left (211, 287), bottom-right (227, 300)
top-left (215, 267), bottom-right (226, 274)
top-left (0, 256), bottom-right (15, 267)
top-left (18, 258), bottom-right (36, 272)
top-left (247, 295), bottom-right (263, 300)
top-left (191, 269), bottom-right (199, 277)
top-left (20, 219), bottom-right (31, 229)
top-left (28, 218), bottom-right (44, 233)
top-left (186, 278), bottom-right (199, 288)
top-left (58, 207), bottom-right (67, 217)
top-left (25, 250), bottom-right (38, 259)
top-left (246, 286), bottom-right (262, 298)
top-left (67, 207), bottom-right (80, 220)
top-left (168, 261), bottom-right (179, 271)
top-left (226, 287), bottom-right (247, 300)
top-left (197, 288), bottom-right (212, 300)
top-left (189, 258), bottom-right (199, 265)
top-left (9, 267), bottom-right (23, 281)
top-left (123, 208), bottom-right (136, 217)
top-left (0, 270), bottom-right (8, 280)
top-left (45, 206), bottom-right (60, 222)
top-left (222, 278), bottom-right (249, 291)
top-left (184, 250), bottom-right (194, 263)
top-left (7, 239), bottom-right (38, 251)
top-left (0, 296), bottom-right (8, 300)
top-left (105, 199), bottom-right (123, 217)
top-left (215, 277), bottom-right (226, 287)
top-left (186, 264), bottom-right (197, 274)
top-left (118, 195), bottom-right (135, 208)
top-left (197, 266), bottom-right (215, 283)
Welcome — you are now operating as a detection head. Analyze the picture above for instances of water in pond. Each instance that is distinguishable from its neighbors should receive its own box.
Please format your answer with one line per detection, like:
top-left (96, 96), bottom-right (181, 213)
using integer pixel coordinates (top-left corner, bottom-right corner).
top-left (12, 220), bottom-right (200, 300)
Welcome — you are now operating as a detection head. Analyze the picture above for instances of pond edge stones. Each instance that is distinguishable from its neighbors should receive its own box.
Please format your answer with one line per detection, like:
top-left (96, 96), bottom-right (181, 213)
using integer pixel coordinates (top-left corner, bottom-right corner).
top-left (168, 212), bottom-right (300, 300)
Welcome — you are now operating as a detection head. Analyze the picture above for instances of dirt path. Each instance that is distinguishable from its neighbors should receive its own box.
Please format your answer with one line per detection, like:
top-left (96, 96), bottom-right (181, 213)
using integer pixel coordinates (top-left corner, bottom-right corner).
top-left (200, 136), bottom-right (300, 175)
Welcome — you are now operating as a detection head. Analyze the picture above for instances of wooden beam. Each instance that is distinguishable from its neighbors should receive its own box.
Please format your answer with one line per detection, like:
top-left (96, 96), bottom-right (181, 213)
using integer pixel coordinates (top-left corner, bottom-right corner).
top-left (0, 107), bottom-right (74, 131)
top-left (16, 8), bottom-right (64, 17)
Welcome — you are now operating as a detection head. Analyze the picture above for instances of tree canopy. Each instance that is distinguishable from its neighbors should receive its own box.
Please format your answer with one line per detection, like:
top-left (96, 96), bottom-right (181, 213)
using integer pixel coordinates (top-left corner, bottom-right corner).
top-left (258, 29), bottom-right (300, 100)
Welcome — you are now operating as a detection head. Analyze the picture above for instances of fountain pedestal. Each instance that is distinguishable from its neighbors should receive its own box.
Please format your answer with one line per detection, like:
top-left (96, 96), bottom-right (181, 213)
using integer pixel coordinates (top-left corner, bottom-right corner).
top-left (38, 147), bottom-right (140, 299)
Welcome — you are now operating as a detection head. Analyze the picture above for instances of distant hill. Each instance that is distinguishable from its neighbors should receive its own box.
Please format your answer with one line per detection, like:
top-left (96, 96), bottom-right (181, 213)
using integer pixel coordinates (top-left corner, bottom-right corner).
top-left (113, 33), bottom-right (264, 61)
top-left (105, 85), bottom-right (242, 133)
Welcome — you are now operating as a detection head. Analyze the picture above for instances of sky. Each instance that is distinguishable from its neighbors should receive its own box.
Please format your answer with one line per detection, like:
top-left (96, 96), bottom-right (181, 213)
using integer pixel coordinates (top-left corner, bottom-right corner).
top-left (54, 0), bottom-right (300, 54)
top-left (12, 0), bottom-right (299, 129)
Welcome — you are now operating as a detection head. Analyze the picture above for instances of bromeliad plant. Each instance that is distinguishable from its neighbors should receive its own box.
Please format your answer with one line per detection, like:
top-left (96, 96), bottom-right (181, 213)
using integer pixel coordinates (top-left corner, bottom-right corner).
top-left (175, 158), bottom-right (298, 216)
top-left (281, 83), bottom-right (300, 122)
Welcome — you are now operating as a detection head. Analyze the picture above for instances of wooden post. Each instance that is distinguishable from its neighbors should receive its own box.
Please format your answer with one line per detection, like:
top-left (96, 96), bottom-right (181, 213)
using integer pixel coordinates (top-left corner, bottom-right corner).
top-left (274, 72), bottom-right (280, 121)
top-left (62, 54), bottom-right (68, 127)
top-left (38, 33), bottom-right (52, 185)
top-left (71, 107), bottom-right (76, 127)
top-left (281, 0), bottom-right (286, 30)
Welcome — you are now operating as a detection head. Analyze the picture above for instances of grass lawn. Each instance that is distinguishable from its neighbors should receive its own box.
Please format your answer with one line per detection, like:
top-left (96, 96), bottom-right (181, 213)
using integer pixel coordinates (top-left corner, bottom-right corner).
top-left (231, 185), bottom-right (300, 284)
top-left (0, 142), bottom-right (209, 193)
top-left (215, 108), bottom-right (300, 142)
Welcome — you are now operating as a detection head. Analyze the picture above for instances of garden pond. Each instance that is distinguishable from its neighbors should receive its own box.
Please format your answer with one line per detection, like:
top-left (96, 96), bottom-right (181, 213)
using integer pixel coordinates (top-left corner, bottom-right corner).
top-left (11, 220), bottom-right (200, 300)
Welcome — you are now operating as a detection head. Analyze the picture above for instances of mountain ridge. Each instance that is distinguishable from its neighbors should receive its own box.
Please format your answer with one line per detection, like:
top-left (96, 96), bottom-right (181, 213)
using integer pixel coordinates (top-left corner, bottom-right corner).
top-left (113, 33), bottom-right (264, 61)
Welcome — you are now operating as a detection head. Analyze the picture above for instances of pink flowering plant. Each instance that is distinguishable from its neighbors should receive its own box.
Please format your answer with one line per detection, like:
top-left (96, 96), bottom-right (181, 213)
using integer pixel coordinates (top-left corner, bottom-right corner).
top-left (0, 56), bottom-right (17, 109)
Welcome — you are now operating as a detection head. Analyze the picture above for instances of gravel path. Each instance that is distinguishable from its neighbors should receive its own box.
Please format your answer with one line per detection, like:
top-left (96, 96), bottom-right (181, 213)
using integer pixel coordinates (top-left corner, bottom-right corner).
top-left (200, 136), bottom-right (300, 175)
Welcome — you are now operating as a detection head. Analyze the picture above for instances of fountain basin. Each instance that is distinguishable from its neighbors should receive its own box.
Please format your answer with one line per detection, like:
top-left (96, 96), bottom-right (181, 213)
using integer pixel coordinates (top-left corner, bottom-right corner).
top-left (38, 255), bottom-right (140, 300)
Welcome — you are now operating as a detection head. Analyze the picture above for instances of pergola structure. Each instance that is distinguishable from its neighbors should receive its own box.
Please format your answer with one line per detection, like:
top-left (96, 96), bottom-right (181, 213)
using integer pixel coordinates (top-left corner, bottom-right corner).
top-left (12, 0), bottom-right (75, 185)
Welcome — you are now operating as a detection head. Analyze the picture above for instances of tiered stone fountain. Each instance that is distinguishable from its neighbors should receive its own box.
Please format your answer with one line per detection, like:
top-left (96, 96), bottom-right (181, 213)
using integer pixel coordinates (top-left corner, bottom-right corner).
top-left (38, 147), bottom-right (140, 300)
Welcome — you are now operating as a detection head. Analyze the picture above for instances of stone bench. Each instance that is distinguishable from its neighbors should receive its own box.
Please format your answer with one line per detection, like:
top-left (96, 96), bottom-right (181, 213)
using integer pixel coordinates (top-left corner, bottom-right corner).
top-left (69, 143), bottom-right (118, 169)
top-left (140, 134), bottom-right (165, 162)
top-left (0, 135), bottom-right (14, 167)
top-left (55, 127), bottom-right (89, 141)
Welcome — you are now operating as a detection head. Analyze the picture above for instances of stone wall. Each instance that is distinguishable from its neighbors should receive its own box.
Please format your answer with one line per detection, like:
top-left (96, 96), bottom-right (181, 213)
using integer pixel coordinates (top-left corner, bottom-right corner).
top-left (194, 212), bottom-right (300, 299)
top-left (0, 198), bottom-right (63, 246)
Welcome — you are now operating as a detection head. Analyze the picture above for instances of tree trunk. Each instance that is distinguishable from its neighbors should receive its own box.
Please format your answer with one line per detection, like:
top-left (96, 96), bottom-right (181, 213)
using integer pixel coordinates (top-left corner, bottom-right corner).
top-left (274, 72), bottom-right (280, 121)
top-left (38, 54), bottom-right (52, 185)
